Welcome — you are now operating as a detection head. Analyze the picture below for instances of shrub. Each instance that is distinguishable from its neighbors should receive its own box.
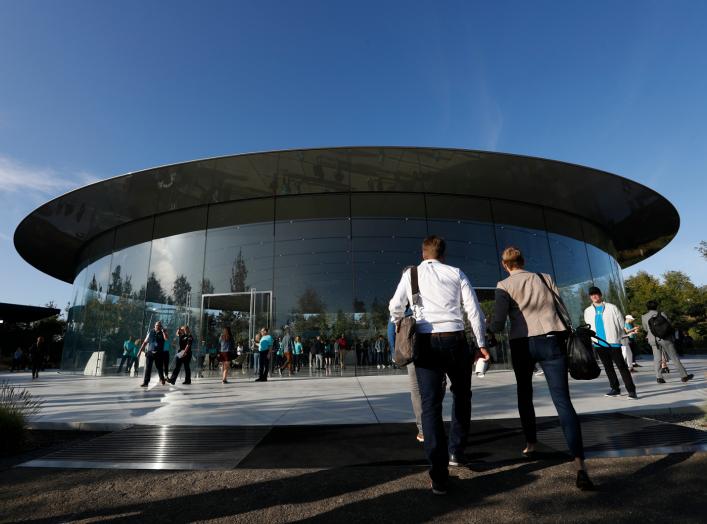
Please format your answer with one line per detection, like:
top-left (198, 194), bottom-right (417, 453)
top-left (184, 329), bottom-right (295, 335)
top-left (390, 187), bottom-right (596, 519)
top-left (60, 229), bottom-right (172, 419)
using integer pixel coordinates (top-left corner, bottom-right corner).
top-left (0, 381), bottom-right (43, 454)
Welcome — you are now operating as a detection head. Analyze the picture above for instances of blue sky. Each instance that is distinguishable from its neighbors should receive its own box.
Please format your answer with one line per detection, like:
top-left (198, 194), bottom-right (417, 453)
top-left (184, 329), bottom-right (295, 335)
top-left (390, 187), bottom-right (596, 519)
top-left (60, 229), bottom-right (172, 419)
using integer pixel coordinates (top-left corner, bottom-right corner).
top-left (1, 0), bottom-right (706, 311)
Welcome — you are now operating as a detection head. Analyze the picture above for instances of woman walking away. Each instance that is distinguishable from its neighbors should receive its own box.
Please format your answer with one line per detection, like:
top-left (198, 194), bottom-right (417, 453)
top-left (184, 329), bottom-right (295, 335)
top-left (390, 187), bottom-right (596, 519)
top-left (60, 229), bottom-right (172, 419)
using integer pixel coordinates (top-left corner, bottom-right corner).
top-left (29, 336), bottom-right (45, 379)
top-left (490, 247), bottom-right (593, 490)
top-left (219, 326), bottom-right (235, 383)
top-left (169, 326), bottom-right (193, 385)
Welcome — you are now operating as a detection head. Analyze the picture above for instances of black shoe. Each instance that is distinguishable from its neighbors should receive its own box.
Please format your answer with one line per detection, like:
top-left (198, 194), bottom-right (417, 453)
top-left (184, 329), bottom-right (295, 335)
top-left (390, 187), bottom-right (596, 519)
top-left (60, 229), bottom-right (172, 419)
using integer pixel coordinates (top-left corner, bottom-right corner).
top-left (627, 392), bottom-right (638, 400)
top-left (604, 389), bottom-right (620, 397)
top-left (661, 367), bottom-right (669, 374)
top-left (169, 378), bottom-right (176, 385)
top-left (448, 453), bottom-right (468, 467)
top-left (576, 470), bottom-right (595, 491)
top-left (431, 480), bottom-right (448, 495)
top-left (522, 449), bottom-right (538, 459)
top-left (182, 381), bottom-right (191, 385)
top-left (633, 363), bottom-right (642, 367)
top-left (681, 373), bottom-right (694, 383)
top-left (254, 378), bottom-right (264, 382)
top-left (657, 378), bottom-right (666, 384)
top-left (140, 383), bottom-right (148, 387)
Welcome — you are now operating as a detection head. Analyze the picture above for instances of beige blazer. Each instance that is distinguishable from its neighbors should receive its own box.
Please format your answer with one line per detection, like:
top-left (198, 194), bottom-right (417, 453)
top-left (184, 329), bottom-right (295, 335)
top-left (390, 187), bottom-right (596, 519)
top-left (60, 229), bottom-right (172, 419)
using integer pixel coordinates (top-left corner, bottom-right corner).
top-left (491, 270), bottom-right (567, 340)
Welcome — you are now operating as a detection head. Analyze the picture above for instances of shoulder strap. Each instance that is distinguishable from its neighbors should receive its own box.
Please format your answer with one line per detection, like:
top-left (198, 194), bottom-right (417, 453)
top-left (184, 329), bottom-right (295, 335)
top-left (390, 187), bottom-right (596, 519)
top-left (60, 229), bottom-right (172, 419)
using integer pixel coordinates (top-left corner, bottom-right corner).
top-left (536, 273), bottom-right (572, 330)
top-left (410, 265), bottom-right (419, 295)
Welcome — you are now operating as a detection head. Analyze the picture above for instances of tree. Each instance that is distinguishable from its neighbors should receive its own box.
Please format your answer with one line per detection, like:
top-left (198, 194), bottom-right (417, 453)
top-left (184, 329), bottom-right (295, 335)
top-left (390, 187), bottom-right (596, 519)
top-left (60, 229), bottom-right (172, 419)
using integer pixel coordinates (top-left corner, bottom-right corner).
top-left (108, 265), bottom-right (123, 297)
top-left (145, 272), bottom-right (167, 304)
top-left (230, 249), bottom-right (249, 292)
top-left (201, 278), bottom-right (215, 295)
top-left (296, 287), bottom-right (326, 314)
top-left (697, 241), bottom-right (707, 261)
top-left (172, 275), bottom-right (192, 307)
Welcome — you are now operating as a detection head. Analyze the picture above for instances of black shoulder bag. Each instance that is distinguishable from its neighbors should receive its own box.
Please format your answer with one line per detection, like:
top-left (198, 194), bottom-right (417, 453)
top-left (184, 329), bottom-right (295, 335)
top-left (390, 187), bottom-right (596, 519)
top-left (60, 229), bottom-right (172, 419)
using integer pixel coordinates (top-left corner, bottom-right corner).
top-left (536, 273), bottom-right (601, 381)
top-left (393, 266), bottom-right (420, 367)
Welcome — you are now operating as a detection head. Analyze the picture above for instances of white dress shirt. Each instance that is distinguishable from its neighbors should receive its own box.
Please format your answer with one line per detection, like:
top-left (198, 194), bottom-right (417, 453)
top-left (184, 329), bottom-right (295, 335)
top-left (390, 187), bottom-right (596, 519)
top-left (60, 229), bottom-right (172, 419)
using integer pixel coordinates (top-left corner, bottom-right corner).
top-left (388, 259), bottom-right (486, 346)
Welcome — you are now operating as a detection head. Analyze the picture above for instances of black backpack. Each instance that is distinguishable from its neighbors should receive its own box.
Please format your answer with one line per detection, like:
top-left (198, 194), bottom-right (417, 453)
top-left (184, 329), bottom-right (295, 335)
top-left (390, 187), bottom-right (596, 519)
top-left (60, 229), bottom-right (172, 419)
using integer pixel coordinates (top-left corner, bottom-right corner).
top-left (648, 312), bottom-right (673, 340)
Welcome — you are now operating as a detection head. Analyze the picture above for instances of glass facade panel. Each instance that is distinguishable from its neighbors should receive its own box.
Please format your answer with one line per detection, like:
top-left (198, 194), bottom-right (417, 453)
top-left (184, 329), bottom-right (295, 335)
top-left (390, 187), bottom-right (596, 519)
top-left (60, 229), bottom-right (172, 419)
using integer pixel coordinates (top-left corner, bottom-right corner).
top-left (352, 194), bottom-right (427, 337)
top-left (492, 201), bottom-right (554, 277)
top-left (274, 195), bottom-right (351, 337)
top-left (146, 229), bottom-right (206, 362)
top-left (70, 254), bottom-right (113, 374)
top-left (102, 241), bottom-right (151, 372)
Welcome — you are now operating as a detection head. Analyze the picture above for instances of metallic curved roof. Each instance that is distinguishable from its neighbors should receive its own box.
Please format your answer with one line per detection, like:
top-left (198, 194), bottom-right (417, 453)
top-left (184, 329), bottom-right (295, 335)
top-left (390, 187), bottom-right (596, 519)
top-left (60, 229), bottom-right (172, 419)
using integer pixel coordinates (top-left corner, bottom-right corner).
top-left (14, 147), bottom-right (679, 283)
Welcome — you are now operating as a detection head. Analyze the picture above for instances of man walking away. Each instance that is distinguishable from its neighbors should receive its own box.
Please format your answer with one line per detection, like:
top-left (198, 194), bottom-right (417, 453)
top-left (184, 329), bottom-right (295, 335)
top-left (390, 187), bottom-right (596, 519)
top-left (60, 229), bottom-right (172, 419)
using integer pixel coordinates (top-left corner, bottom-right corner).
top-left (255, 327), bottom-right (273, 382)
top-left (389, 235), bottom-right (488, 495)
top-left (642, 301), bottom-right (694, 384)
top-left (583, 287), bottom-right (637, 399)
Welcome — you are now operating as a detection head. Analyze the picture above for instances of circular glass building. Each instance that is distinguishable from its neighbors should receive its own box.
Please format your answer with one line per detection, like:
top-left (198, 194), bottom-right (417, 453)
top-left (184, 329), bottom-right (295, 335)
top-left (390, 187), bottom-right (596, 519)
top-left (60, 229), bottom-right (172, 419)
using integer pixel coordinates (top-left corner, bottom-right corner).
top-left (14, 147), bottom-right (679, 375)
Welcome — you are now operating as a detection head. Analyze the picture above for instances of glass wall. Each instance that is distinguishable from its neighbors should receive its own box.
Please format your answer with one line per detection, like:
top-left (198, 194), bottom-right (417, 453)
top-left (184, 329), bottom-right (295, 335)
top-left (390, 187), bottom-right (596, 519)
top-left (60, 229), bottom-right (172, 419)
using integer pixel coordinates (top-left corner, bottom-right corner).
top-left (62, 193), bottom-right (627, 374)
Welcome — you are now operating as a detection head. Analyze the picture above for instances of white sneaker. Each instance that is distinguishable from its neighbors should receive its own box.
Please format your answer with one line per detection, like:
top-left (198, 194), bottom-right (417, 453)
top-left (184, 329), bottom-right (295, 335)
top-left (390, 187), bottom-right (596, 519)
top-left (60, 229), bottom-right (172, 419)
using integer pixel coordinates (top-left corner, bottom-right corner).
top-left (377, 364), bottom-right (381, 369)
top-left (478, 373), bottom-right (485, 378)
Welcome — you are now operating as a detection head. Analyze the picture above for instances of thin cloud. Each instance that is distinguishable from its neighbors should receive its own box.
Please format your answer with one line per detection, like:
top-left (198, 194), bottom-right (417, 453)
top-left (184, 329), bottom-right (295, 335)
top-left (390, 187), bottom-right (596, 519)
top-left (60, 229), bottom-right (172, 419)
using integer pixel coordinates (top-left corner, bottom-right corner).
top-left (0, 155), bottom-right (75, 194)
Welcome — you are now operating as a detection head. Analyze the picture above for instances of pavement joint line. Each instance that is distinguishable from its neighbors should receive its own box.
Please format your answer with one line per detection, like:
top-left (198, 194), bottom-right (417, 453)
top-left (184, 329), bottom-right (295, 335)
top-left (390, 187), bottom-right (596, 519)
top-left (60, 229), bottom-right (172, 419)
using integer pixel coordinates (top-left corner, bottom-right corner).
top-left (356, 376), bottom-right (381, 424)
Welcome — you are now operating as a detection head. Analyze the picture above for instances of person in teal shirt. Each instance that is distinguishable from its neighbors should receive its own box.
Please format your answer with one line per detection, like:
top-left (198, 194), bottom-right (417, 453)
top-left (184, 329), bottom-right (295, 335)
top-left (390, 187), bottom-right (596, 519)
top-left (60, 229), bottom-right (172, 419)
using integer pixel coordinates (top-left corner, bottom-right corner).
top-left (117, 336), bottom-right (133, 373)
top-left (293, 336), bottom-right (303, 372)
top-left (256, 327), bottom-right (273, 382)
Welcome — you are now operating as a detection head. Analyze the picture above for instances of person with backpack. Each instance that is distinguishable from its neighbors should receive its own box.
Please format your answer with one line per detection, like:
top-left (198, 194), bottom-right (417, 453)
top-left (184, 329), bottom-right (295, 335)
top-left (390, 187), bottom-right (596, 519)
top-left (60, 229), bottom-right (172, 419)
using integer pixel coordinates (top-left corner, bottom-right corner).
top-left (583, 287), bottom-right (638, 399)
top-left (641, 301), bottom-right (694, 384)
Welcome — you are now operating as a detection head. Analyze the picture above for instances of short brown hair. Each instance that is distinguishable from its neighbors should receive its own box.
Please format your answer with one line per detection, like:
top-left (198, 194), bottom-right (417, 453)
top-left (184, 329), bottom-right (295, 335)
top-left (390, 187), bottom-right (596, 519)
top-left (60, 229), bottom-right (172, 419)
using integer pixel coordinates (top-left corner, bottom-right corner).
top-left (422, 235), bottom-right (446, 259)
top-left (501, 246), bottom-right (525, 270)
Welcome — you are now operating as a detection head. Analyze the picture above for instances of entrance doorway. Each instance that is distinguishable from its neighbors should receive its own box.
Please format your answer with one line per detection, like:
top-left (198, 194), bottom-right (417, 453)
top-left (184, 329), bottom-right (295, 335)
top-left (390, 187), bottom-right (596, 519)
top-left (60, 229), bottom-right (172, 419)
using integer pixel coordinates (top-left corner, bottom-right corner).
top-left (200, 291), bottom-right (272, 374)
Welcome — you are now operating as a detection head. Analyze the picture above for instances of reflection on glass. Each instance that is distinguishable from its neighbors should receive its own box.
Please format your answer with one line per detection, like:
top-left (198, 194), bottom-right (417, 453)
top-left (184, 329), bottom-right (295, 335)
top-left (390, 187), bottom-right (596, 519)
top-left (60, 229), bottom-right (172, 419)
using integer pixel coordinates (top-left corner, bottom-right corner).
top-left (146, 231), bottom-right (206, 361)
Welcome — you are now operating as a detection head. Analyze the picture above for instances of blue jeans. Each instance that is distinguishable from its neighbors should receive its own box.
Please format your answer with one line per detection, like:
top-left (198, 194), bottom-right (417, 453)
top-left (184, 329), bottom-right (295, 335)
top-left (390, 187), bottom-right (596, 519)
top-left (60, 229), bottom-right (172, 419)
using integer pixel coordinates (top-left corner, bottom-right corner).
top-left (415, 331), bottom-right (471, 484)
top-left (510, 335), bottom-right (584, 459)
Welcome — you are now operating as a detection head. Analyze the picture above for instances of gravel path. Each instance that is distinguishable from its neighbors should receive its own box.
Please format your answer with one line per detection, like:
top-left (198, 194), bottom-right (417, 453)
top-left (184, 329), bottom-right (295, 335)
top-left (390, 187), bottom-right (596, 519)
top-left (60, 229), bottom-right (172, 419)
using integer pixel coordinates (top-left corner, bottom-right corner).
top-left (1, 453), bottom-right (705, 523)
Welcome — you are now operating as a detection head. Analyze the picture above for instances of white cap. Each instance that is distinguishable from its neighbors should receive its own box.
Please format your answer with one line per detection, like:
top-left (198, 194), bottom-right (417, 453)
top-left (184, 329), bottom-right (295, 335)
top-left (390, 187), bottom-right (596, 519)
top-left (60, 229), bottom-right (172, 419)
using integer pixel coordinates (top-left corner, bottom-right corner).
top-left (625, 314), bottom-right (635, 321)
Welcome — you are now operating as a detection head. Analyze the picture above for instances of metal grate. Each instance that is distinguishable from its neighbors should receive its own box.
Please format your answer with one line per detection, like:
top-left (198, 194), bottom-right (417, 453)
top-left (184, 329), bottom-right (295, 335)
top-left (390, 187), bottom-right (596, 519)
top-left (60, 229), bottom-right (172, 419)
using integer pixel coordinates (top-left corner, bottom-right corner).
top-left (21, 425), bottom-right (270, 470)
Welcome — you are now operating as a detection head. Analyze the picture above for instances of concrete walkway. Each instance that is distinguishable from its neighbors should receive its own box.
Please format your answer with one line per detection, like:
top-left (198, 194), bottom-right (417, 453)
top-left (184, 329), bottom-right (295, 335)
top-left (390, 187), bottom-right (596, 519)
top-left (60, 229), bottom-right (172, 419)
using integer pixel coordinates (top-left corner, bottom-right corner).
top-left (4, 356), bottom-right (706, 430)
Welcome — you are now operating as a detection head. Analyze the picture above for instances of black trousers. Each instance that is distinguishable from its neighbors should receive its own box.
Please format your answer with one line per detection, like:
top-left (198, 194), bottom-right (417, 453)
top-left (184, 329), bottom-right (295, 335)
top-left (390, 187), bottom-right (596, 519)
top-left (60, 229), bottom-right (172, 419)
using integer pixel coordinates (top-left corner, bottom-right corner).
top-left (258, 351), bottom-right (270, 380)
top-left (170, 355), bottom-right (191, 383)
top-left (31, 358), bottom-right (42, 378)
top-left (142, 352), bottom-right (165, 385)
top-left (596, 346), bottom-right (636, 394)
top-left (117, 354), bottom-right (128, 373)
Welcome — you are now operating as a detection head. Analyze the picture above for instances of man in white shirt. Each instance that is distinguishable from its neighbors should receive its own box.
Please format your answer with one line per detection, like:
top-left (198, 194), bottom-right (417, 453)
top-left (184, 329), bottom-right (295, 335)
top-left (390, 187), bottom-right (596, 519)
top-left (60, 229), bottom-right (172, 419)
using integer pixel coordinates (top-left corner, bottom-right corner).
top-left (389, 236), bottom-right (488, 495)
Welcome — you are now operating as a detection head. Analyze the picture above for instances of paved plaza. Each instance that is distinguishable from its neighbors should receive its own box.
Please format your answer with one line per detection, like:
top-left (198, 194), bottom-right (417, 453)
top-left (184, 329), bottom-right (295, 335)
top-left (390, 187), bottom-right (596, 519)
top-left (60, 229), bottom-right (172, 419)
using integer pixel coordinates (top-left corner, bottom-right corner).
top-left (4, 356), bottom-right (705, 430)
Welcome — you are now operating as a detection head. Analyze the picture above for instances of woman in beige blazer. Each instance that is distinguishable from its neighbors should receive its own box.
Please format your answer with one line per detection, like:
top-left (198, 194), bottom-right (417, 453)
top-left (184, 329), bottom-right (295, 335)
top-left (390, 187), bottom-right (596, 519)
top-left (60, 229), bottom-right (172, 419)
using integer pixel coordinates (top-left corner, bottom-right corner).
top-left (491, 247), bottom-right (593, 491)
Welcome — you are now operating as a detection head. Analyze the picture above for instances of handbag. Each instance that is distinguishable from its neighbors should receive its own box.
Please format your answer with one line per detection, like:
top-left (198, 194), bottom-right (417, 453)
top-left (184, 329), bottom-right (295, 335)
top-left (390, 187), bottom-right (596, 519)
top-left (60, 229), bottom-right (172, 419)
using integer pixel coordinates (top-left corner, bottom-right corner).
top-left (393, 266), bottom-right (420, 367)
top-left (536, 273), bottom-right (601, 381)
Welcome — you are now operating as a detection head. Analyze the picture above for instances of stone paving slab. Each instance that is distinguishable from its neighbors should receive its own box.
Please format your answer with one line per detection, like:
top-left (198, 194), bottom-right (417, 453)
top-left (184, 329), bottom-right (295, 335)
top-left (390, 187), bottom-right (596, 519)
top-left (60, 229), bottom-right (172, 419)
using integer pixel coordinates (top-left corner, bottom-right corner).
top-left (3, 356), bottom-right (705, 430)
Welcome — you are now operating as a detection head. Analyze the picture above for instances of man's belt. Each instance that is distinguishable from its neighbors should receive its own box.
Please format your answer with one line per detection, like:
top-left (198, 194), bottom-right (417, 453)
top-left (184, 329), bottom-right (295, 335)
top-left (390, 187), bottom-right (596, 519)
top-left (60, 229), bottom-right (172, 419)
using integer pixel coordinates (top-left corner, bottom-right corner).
top-left (429, 331), bottom-right (464, 338)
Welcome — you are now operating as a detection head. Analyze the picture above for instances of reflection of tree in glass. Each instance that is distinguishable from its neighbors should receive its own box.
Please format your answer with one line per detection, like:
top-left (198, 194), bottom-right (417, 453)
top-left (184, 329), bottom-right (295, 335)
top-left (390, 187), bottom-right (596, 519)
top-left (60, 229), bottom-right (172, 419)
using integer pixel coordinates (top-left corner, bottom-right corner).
top-left (172, 275), bottom-right (192, 306)
top-left (296, 287), bottom-right (326, 314)
top-left (370, 297), bottom-right (389, 332)
top-left (88, 274), bottom-right (100, 292)
top-left (230, 249), bottom-right (248, 292)
top-left (145, 272), bottom-right (167, 304)
top-left (107, 265), bottom-right (134, 298)
top-left (201, 278), bottom-right (215, 295)
top-left (353, 297), bottom-right (366, 313)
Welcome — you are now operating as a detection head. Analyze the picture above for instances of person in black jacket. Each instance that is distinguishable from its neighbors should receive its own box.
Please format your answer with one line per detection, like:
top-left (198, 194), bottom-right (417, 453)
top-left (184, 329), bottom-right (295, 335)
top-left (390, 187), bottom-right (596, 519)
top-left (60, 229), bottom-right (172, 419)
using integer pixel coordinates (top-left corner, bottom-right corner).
top-left (169, 326), bottom-right (193, 385)
top-left (29, 336), bottom-right (45, 379)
